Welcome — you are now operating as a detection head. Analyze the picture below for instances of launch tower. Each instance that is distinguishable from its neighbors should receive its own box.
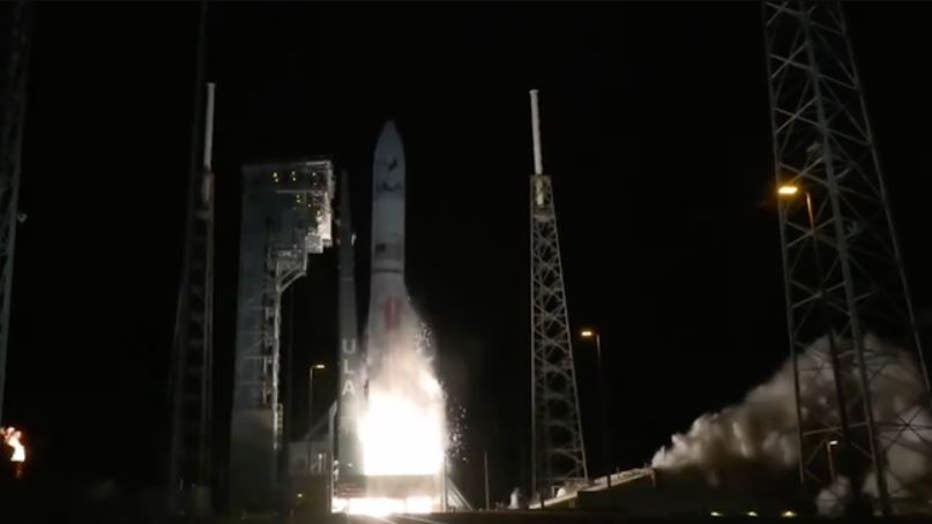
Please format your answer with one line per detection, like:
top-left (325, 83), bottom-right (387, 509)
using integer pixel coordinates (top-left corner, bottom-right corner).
top-left (230, 159), bottom-right (334, 510)
top-left (528, 90), bottom-right (588, 501)
top-left (167, 1), bottom-right (215, 513)
top-left (764, 1), bottom-right (930, 515)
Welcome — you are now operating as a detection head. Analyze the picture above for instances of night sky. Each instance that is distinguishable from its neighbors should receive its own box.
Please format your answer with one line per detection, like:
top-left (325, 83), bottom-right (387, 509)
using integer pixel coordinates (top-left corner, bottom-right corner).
top-left (3, 0), bottom-right (932, 512)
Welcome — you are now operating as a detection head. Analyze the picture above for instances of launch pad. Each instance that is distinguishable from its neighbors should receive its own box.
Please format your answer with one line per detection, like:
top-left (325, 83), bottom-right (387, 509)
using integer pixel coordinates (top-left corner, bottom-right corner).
top-left (332, 474), bottom-right (445, 514)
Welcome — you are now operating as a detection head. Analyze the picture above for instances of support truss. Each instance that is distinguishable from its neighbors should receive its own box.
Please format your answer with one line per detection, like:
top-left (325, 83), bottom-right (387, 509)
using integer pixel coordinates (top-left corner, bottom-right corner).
top-left (168, 80), bottom-right (215, 514)
top-left (529, 90), bottom-right (588, 500)
top-left (764, 1), bottom-right (931, 515)
top-left (168, 2), bottom-right (214, 512)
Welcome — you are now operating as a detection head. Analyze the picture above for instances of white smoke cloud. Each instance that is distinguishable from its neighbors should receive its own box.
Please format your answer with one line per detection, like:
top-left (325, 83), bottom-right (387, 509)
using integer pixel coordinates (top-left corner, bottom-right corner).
top-left (816, 476), bottom-right (852, 516)
top-left (650, 333), bottom-right (932, 514)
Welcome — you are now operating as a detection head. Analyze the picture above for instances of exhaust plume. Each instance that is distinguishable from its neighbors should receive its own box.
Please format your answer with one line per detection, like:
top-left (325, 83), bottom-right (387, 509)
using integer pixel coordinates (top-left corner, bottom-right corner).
top-left (651, 334), bottom-right (932, 513)
top-left (360, 317), bottom-right (446, 477)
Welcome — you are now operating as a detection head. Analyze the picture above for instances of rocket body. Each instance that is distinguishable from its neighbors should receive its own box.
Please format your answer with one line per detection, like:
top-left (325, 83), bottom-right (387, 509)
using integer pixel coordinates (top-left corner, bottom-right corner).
top-left (359, 122), bottom-right (444, 482)
top-left (366, 122), bottom-right (416, 376)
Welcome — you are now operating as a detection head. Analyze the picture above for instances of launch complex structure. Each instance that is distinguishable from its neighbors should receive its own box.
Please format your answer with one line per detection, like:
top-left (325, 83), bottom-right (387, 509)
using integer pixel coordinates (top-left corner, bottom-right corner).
top-left (0, 0), bottom-right (929, 518)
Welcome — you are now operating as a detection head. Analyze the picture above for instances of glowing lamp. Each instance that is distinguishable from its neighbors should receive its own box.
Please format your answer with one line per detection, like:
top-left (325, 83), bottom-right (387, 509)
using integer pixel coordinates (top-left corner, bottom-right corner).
top-left (777, 184), bottom-right (799, 196)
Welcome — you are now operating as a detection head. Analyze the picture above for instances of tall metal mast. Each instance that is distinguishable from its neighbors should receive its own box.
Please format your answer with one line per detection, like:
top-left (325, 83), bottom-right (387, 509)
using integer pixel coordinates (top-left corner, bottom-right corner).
top-left (528, 89), bottom-right (588, 501)
top-left (764, 1), bottom-right (929, 515)
top-left (168, 1), bottom-right (214, 513)
top-left (0, 0), bottom-right (31, 426)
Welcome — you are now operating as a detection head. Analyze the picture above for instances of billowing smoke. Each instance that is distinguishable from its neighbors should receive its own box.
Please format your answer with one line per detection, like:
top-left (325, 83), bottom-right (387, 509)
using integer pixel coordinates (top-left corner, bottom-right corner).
top-left (651, 334), bottom-right (932, 514)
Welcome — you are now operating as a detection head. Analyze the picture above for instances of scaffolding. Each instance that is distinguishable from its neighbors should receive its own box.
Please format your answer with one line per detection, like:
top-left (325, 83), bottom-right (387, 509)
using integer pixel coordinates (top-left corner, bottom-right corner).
top-left (229, 159), bottom-right (333, 511)
top-left (764, 0), bottom-right (931, 515)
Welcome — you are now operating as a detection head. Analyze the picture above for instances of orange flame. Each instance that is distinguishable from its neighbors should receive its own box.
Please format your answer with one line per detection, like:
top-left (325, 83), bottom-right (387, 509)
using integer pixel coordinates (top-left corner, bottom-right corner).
top-left (2, 426), bottom-right (25, 463)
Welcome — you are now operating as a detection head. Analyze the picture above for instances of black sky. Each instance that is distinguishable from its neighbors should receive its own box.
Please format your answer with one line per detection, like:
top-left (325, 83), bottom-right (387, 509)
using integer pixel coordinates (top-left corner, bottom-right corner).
top-left (4, 0), bottom-right (932, 511)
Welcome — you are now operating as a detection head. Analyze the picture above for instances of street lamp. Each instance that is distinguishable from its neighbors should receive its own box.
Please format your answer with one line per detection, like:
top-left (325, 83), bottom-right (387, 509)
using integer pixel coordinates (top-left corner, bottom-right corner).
top-left (580, 328), bottom-right (611, 487)
top-left (827, 439), bottom-right (839, 483)
top-left (309, 364), bottom-right (326, 426)
top-left (307, 363), bottom-right (326, 475)
top-left (778, 184), bottom-right (853, 496)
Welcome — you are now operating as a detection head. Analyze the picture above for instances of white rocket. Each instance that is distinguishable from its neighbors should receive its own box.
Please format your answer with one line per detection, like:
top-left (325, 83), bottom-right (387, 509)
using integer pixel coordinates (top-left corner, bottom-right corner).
top-left (360, 122), bottom-right (445, 484)
top-left (365, 121), bottom-right (415, 377)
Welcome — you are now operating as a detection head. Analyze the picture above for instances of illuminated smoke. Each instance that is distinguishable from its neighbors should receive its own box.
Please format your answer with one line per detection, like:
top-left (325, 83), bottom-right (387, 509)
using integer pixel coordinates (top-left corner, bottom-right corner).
top-left (816, 476), bottom-right (852, 516)
top-left (359, 317), bottom-right (447, 478)
top-left (651, 334), bottom-right (932, 513)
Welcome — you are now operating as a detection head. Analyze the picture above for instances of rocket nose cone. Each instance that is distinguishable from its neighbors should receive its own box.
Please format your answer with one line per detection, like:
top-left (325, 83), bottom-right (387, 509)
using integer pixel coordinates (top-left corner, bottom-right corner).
top-left (381, 120), bottom-right (398, 137)
top-left (374, 120), bottom-right (405, 170)
top-left (377, 121), bottom-right (402, 150)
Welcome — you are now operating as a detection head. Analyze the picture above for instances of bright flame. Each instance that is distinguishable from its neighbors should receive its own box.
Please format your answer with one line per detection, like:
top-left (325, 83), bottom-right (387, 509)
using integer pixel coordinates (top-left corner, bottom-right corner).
top-left (334, 496), bottom-right (436, 516)
top-left (777, 184), bottom-right (799, 196)
top-left (360, 372), bottom-right (445, 476)
top-left (1, 426), bottom-right (25, 463)
top-left (359, 321), bottom-right (445, 477)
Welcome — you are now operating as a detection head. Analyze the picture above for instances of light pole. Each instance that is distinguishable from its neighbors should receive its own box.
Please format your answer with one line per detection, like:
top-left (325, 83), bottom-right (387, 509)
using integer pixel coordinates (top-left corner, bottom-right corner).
top-left (580, 328), bottom-right (610, 488)
top-left (779, 184), bottom-right (854, 494)
top-left (484, 449), bottom-right (490, 510)
top-left (308, 363), bottom-right (326, 430)
top-left (826, 439), bottom-right (839, 483)
top-left (307, 363), bottom-right (325, 474)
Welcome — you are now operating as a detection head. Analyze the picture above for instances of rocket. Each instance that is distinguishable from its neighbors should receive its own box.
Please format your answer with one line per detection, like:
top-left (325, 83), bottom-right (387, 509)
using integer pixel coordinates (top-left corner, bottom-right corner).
top-left (365, 121), bottom-right (415, 376)
top-left (338, 121), bottom-right (413, 483)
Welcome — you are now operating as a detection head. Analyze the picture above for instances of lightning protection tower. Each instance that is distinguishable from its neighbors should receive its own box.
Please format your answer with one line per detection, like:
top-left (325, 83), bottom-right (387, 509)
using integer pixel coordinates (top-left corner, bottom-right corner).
top-left (764, 1), bottom-right (930, 515)
top-left (0, 0), bottom-right (31, 426)
top-left (528, 89), bottom-right (588, 501)
top-left (168, 1), bottom-right (215, 514)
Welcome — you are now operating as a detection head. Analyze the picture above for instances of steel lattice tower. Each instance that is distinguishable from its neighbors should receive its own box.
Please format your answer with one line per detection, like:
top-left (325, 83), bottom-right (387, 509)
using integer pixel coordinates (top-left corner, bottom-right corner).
top-left (0, 0), bottom-right (31, 426)
top-left (764, 1), bottom-right (930, 515)
top-left (528, 89), bottom-right (588, 501)
top-left (168, 2), bottom-right (214, 513)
